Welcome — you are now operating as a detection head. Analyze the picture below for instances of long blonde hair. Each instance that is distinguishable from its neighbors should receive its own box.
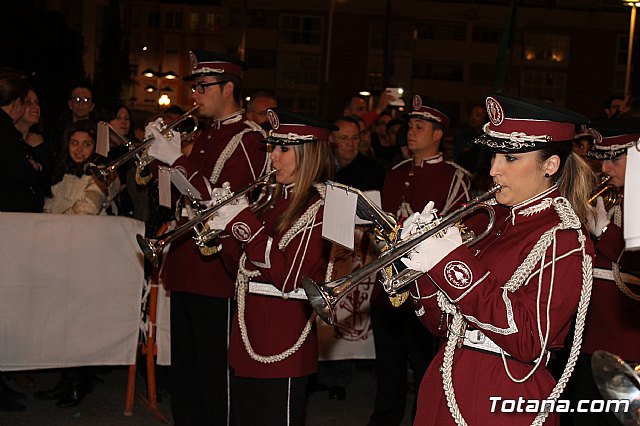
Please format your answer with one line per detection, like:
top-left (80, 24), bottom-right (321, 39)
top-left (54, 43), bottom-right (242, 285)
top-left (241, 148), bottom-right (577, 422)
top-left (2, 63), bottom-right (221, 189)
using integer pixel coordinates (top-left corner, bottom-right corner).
top-left (538, 142), bottom-right (596, 226)
top-left (273, 141), bottom-right (333, 233)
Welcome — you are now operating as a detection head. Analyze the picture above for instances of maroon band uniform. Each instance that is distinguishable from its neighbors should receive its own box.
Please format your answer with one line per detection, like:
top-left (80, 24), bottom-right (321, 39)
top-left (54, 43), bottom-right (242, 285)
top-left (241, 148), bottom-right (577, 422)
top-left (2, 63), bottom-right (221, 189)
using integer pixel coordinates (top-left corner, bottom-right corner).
top-left (411, 188), bottom-right (593, 425)
top-left (408, 93), bottom-right (594, 425)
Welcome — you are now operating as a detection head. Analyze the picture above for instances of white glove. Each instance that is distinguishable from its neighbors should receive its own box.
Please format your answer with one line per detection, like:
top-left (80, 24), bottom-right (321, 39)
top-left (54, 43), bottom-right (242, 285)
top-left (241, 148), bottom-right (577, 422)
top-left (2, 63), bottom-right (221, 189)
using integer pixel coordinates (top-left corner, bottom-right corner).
top-left (146, 118), bottom-right (182, 165)
top-left (206, 191), bottom-right (249, 232)
top-left (586, 196), bottom-right (610, 238)
top-left (400, 225), bottom-right (463, 273)
top-left (400, 201), bottom-right (436, 240)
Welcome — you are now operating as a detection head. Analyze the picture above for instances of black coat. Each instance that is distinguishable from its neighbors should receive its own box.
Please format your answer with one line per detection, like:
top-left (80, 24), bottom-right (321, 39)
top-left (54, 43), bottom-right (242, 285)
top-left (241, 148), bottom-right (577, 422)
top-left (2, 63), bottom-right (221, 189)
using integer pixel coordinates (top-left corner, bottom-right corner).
top-left (0, 110), bottom-right (44, 212)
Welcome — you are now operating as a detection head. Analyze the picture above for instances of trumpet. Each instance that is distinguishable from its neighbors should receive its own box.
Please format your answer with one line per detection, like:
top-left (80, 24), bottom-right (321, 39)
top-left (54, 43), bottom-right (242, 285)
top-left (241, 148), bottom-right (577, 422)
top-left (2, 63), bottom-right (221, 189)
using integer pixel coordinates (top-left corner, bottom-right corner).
top-left (588, 175), bottom-right (620, 210)
top-left (89, 105), bottom-right (199, 183)
top-left (136, 169), bottom-right (277, 267)
top-left (302, 185), bottom-right (501, 325)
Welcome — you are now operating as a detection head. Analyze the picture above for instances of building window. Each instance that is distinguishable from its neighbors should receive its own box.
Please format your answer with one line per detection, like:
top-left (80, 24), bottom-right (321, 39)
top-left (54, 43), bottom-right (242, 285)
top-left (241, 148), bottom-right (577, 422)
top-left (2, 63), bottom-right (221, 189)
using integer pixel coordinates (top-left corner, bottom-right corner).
top-left (413, 62), bottom-right (463, 81)
top-left (523, 32), bottom-right (569, 66)
top-left (189, 12), bottom-right (200, 31)
top-left (416, 22), bottom-right (466, 41)
top-left (520, 71), bottom-right (566, 103)
top-left (164, 12), bottom-right (183, 29)
top-left (278, 54), bottom-right (320, 85)
top-left (206, 13), bottom-right (221, 32)
top-left (148, 10), bottom-right (160, 28)
top-left (280, 15), bottom-right (322, 45)
top-left (472, 26), bottom-right (501, 43)
top-left (469, 62), bottom-right (496, 85)
top-left (246, 49), bottom-right (277, 69)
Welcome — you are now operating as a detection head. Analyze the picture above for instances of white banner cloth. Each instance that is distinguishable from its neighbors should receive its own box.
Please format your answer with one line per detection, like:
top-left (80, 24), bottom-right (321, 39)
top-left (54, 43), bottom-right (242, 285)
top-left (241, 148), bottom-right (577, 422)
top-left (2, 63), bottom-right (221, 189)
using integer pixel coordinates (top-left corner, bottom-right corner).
top-left (317, 226), bottom-right (377, 360)
top-left (624, 144), bottom-right (640, 250)
top-left (0, 213), bottom-right (145, 371)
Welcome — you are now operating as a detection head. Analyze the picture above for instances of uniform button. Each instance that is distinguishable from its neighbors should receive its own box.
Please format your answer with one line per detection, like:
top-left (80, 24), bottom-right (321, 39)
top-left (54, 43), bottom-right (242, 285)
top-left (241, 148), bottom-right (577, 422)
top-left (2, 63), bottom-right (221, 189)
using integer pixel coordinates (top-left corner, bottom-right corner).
top-left (207, 135), bottom-right (212, 139)
top-left (200, 150), bottom-right (205, 154)
top-left (409, 171), bottom-right (414, 177)
top-left (404, 181), bottom-right (410, 187)
top-left (496, 230), bottom-right (502, 236)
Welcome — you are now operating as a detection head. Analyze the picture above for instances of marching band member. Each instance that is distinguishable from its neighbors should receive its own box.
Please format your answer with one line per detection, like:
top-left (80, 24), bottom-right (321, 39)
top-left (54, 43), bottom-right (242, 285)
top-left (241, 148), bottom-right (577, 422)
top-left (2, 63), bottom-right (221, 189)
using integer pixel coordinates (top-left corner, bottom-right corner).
top-left (207, 108), bottom-right (335, 425)
top-left (566, 117), bottom-right (640, 426)
top-left (402, 93), bottom-right (595, 425)
top-left (145, 50), bottom-right (268, 425)
top-left (369, 95), bottom-right (471, 426)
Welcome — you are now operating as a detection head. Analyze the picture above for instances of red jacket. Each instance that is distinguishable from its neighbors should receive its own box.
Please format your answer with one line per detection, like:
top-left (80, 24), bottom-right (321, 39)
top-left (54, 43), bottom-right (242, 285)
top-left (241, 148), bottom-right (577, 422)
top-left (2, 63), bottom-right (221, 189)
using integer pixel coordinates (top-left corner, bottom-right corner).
top-left (223, 185), bottom-right (332, 378)
top-left (410, 187), bottom-right (594, 425)
top-left (581, 205), bottom-right (640, 362)
top-left (372, 155), bottom-right (471, 310)
top-left (161, 112), bottom-right (268, 298)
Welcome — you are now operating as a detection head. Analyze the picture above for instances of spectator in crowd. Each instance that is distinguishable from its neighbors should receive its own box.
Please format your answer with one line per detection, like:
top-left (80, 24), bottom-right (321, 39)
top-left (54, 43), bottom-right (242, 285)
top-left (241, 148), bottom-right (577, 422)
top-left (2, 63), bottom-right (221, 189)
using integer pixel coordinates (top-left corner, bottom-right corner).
top-left (246, 90), bottom-right (277, 128)
top-left (36, 121), bottom-right (106, 408)
top-left (96, 103), bottom-right (136, 216)
top-left (331, 116), bottom-right (385, 191)
top-left (49, 83), bottom-right (96, 154)
top-left (343, 92), bottom-right (392, 127)
top-left (43, 120), bottom-right (108, 215)
top-left (0, 68), bottom-right (43, 214)
top-left (15, 87), bottom-right (54, 199)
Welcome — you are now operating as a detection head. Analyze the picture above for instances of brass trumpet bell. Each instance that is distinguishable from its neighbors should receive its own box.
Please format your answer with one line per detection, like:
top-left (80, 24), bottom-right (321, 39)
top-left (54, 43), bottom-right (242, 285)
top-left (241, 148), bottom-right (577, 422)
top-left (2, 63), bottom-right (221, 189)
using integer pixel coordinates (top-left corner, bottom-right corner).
top-left (591, 350), bottom-right (640, 425)
top-left (302, 185), bottom-right (501, 325)
top-left (136, 169), bottom-right (277, 268)
top-left (89, 105), bottom-right (200, 184)
top-left (589, 175), bottom-right (620, 211)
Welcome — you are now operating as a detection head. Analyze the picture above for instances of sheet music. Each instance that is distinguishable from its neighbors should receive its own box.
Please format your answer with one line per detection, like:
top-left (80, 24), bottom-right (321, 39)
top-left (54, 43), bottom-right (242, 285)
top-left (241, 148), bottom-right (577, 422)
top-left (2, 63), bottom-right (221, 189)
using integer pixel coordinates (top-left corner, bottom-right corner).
top-left (322, 184), bottom-right (358, 250)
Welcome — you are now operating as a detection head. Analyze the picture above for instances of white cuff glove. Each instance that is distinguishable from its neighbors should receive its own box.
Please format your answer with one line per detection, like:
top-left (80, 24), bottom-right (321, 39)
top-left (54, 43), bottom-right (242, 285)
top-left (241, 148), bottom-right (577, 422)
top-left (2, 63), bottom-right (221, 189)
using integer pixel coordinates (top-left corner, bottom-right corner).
top-left (400, 225), bottom-right (463, 273)
top-left (146, 118), bottom-right (182, 165)
top-left (400, 201), bottom-right (436, 240)
top-left (206, 185), bottom-right (249, 232)
top-left (586, 196), bottom-right (610, 238)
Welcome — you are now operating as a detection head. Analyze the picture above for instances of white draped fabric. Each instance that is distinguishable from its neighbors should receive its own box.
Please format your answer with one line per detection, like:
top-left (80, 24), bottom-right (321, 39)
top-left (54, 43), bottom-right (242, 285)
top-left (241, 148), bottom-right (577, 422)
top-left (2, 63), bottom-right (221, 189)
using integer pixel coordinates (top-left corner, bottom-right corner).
top-left (317, 226), bottom-right (376, 361)
top-left (0, 213), bottom-right (145, 371)
top-left (624, 144), bottom-right (640, 250)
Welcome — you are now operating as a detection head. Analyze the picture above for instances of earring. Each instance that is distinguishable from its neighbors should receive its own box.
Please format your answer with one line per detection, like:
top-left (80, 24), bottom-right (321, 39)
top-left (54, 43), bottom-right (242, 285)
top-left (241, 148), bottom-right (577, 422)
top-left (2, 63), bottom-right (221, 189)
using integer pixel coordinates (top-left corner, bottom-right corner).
top-left (544, 172), bottom-right (550, 178)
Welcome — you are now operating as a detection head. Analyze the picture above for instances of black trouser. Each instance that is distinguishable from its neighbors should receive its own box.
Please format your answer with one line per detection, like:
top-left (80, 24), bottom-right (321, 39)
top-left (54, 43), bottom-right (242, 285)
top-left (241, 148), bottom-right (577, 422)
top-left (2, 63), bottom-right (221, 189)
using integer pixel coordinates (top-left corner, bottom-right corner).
top-left (231, 372), bottom-right (309, 426)
top-left (564, 353), bottom-right (624, 426)
top-left (368, 306), bottom-right (435, 426)
top-left (170, 292), bottom-right (234, 426)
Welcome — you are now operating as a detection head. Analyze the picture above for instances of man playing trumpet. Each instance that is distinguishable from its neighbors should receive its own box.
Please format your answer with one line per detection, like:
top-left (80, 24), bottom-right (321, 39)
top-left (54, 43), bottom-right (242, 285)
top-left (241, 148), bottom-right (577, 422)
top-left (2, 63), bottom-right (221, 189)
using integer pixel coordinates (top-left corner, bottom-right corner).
top-left (145, 50), bottom-right (268, 426)
top-left (565, 117), bottom-right (640, 426)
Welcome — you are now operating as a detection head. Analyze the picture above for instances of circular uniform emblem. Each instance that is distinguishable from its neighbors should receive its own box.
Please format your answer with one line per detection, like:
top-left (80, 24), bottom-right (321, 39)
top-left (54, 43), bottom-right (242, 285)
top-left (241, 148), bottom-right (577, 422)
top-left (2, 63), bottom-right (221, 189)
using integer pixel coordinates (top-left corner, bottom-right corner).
top-left (485, 97), bottom-right (504, 126)
top-left (412, 95), bottom-right (422, 111)
top-left (444, 261), bottom-right (473, 290)
top-left (267, 109), bottom-right (280, 130)
top-left (189, 51), bottom-right (198, 70)
top-left (231, 222), bottom-right (252, 242)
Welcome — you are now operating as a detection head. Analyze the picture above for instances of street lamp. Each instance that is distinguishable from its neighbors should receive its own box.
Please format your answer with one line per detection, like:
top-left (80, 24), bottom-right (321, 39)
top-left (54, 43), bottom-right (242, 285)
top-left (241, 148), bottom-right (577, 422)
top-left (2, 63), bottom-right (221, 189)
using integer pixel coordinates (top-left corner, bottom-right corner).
top-left (142, 68), bottom-right (178, 108)
top-left (622, 1), bottom-right (640, 97)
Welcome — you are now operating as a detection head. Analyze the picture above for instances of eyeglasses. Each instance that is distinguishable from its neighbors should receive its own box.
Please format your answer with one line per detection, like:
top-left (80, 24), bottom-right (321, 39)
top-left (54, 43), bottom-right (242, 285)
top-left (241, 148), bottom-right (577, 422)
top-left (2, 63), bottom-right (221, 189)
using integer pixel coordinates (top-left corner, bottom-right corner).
top-left (69, 96), bottom-right (93, 104)
top-left (191, 80), bottom-right (228, 94)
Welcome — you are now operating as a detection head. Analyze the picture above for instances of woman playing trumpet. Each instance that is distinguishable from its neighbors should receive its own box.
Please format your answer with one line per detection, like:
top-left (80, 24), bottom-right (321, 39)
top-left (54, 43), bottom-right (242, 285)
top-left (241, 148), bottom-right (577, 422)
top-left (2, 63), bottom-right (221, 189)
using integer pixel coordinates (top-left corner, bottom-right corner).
top-left (565, 117), bottom-right (640, 426)
top-left (400, 93), bottom-right (595, 425)
top-left (207, 108), bottom-right (335, 425)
